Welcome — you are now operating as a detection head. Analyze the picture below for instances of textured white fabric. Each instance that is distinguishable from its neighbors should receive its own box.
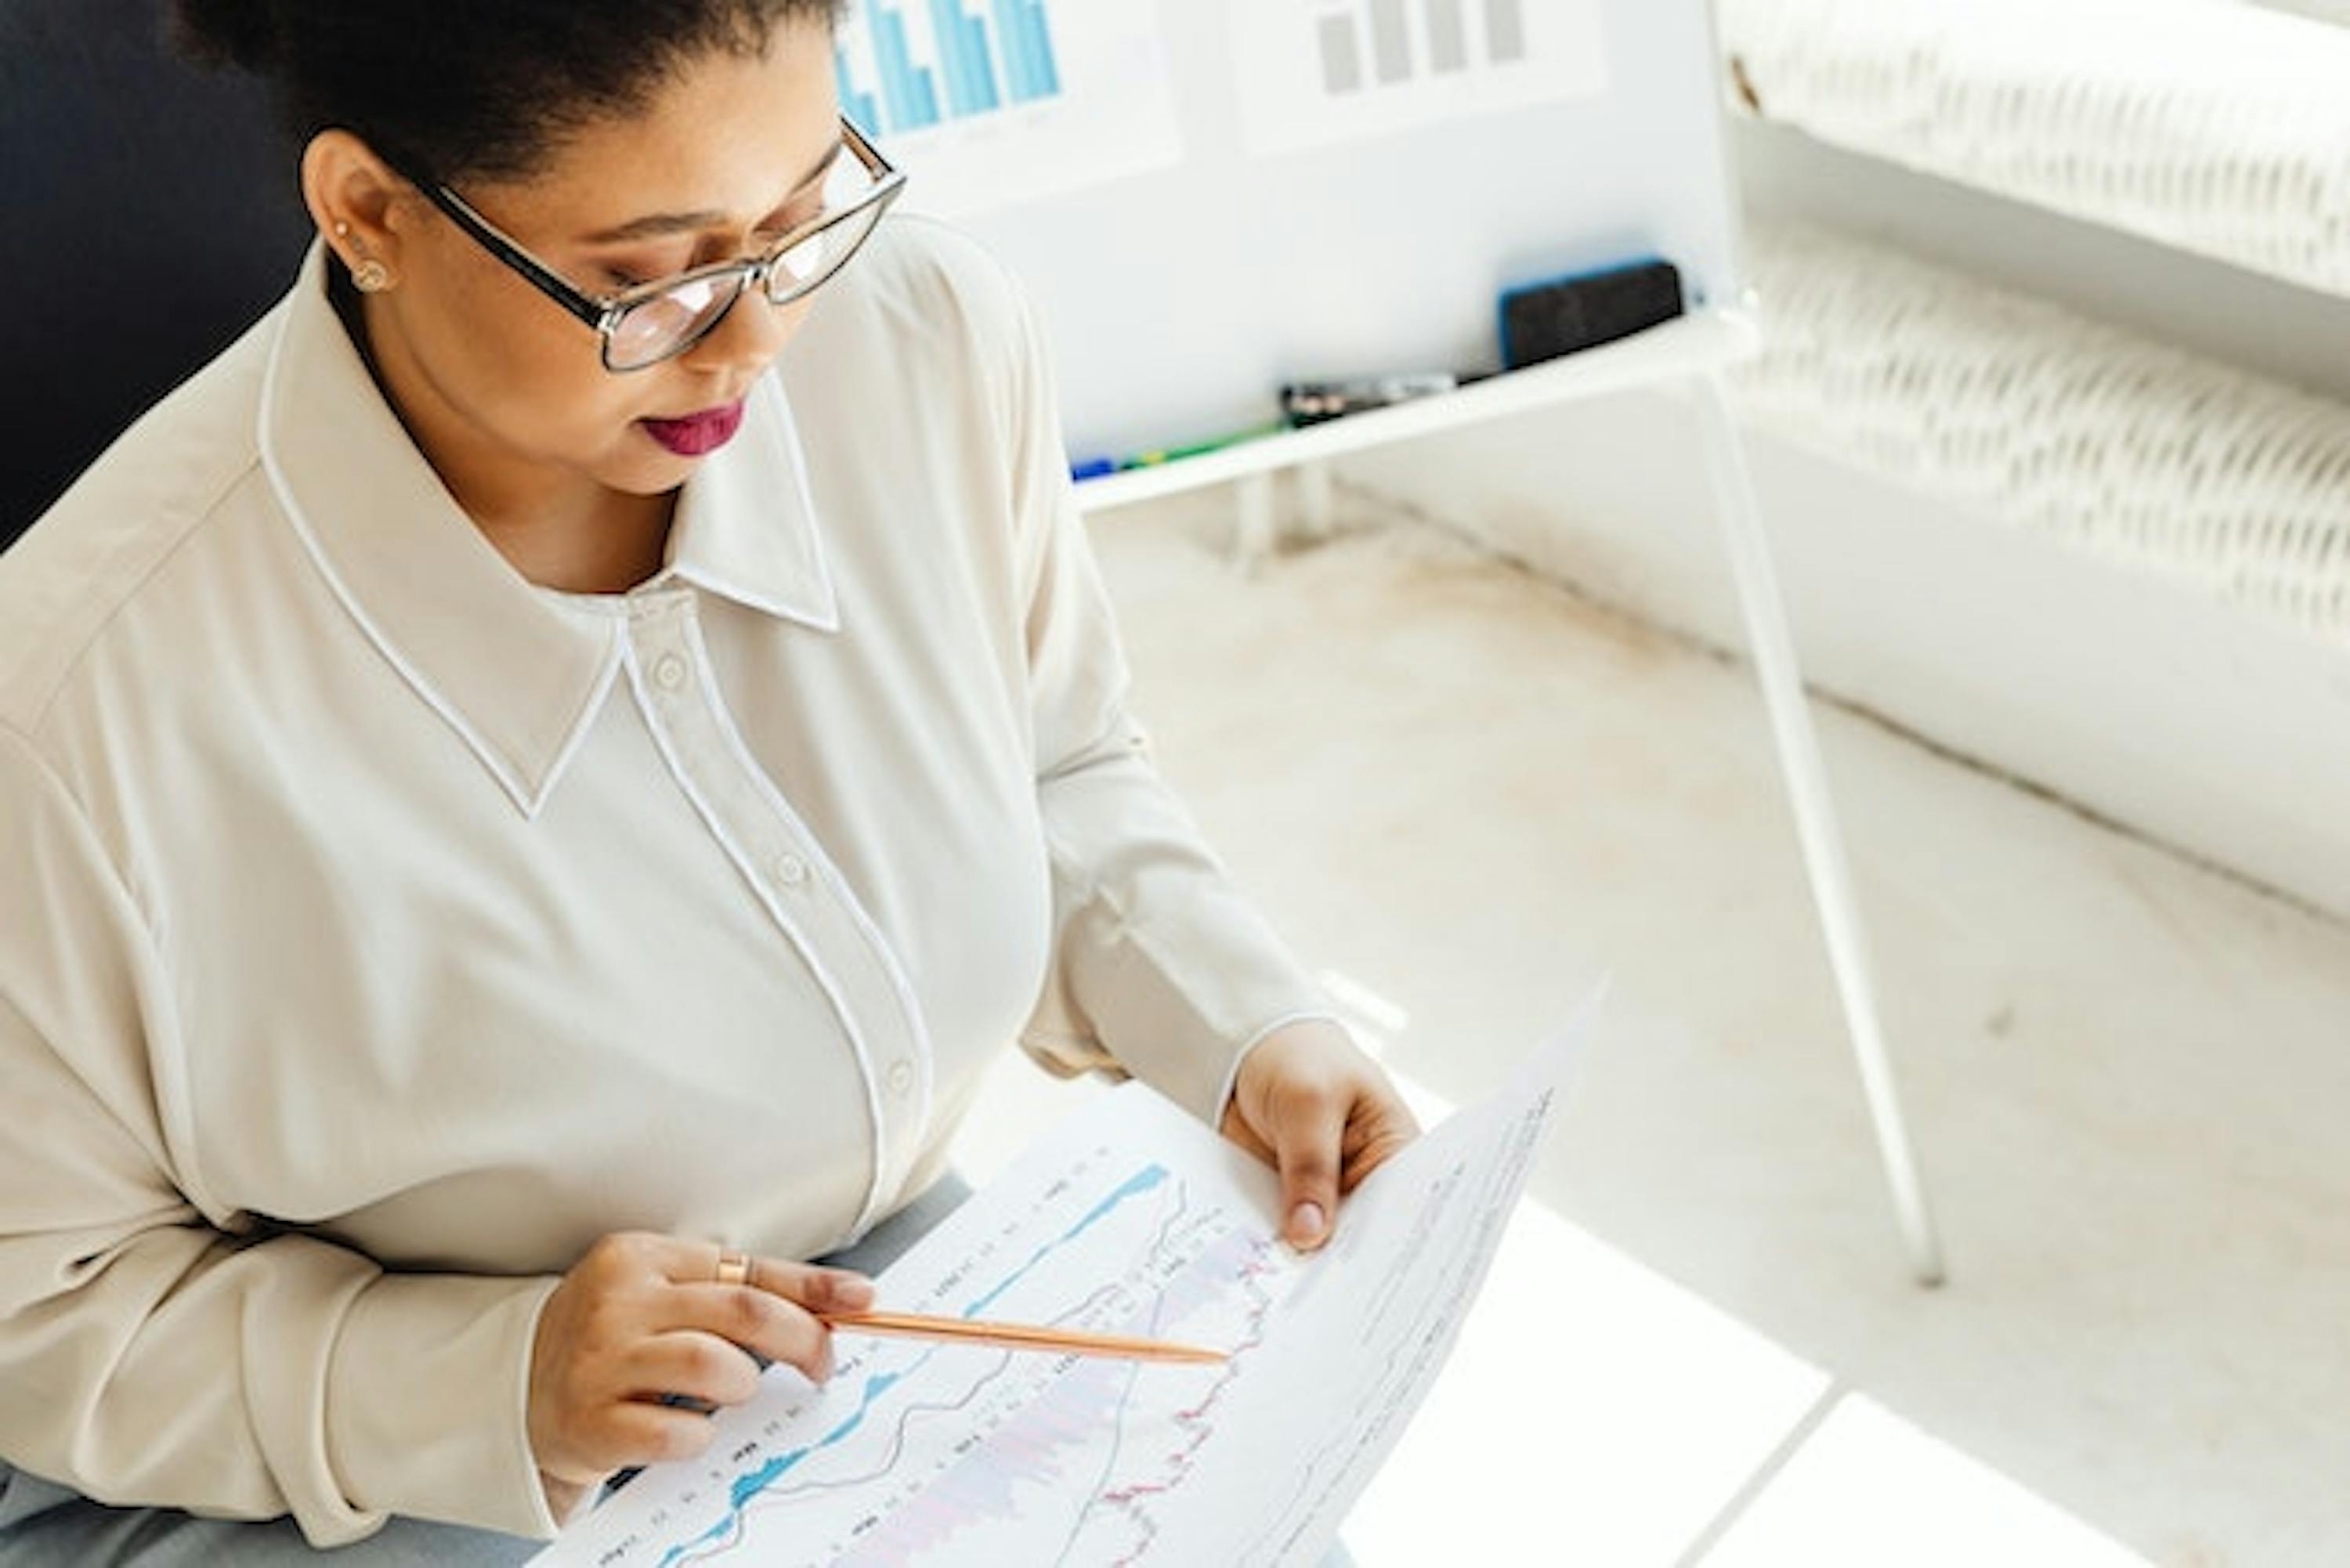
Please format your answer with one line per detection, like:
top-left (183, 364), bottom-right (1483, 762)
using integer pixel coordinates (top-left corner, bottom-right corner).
top-left (1720, 0), bottom-right (2350, 299)
top-left (0, 217), bottom-right (1330, 1545)
top-left (2247, 0), bottom-right (2350, 27)
top-left (1737, 220), bottom-right (2350, 639)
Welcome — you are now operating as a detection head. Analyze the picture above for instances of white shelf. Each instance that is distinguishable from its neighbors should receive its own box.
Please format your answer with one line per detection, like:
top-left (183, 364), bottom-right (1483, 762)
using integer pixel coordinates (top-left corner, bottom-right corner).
top-left (1072, 309), bottom-right (1762, 515)
top-left (1719, 0), bottom-right (2350, 301)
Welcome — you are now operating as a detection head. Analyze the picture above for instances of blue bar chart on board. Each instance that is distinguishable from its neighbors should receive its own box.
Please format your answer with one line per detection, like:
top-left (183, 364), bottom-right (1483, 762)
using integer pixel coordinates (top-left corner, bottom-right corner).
top-left (831, 0), bottom-right (1178, 218)
top-left (835, 0), bottom-right (1065, 139)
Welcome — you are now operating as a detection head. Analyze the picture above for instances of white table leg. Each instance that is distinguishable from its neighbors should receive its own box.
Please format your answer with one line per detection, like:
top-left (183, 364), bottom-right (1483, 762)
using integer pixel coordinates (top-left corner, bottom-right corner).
top-left (1693, 371), bottom-right (1947, 1287)
top-left (1233, 468), bottom-right (1280, 573)
top-left (1297, 460), bottom-right (1339, 542)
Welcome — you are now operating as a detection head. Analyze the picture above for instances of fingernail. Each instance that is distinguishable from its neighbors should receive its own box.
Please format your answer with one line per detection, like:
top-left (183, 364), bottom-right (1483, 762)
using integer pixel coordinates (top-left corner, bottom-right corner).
top-left (831, 1274), bottom-right (876, 1310)
top-left (1289, 1201), bottom-right (1326, 1245)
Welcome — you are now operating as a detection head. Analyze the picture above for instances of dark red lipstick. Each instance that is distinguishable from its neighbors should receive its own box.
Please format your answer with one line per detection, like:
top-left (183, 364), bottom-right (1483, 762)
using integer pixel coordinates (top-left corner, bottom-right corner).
top-left (639, 399), bottom-right (747, 457)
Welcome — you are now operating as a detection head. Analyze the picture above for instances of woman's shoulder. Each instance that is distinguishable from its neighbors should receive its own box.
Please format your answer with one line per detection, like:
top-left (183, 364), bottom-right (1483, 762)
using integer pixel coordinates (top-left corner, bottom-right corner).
top-left (833, 212), bottom-right (1041, 378)
top-left (0, 306), bottom-right (284, 732)
top-left (857, 211), bottom-right (1030, 322)
top-left (789, 211), bottom-right (1060, 457)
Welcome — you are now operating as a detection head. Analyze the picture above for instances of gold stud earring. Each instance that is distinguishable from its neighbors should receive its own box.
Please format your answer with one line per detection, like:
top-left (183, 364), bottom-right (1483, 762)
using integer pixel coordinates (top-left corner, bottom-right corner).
top-left (352, 258), bottom-right (392, 293)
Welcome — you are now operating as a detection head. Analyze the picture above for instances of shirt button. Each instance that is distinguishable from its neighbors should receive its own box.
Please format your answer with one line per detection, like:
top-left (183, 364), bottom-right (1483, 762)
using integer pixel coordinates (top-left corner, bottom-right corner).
top-left (886, 1060), bottom-right (915, 1097)
top-left (773, 852), bottom-right (808, 887)
top-left (653, 654), bottom-right (687, 691)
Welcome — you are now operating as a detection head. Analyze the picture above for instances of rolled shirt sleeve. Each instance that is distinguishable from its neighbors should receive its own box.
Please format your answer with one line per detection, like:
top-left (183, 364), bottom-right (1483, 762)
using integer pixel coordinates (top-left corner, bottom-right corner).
top-left (1001, 287), bottom-right (1340, 1123)
top-left (0, 725), bottom-right (563, 1545)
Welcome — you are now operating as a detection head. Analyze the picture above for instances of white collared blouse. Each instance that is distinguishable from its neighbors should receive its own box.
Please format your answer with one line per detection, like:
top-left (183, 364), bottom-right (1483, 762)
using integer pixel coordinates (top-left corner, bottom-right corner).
top-left (0, 217), bottom-right (1332, 1544)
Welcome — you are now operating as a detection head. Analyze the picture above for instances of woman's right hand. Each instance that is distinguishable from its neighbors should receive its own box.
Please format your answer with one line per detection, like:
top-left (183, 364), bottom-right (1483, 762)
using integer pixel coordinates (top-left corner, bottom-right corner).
top-left (526, 1232), bottom-right (876, 1517)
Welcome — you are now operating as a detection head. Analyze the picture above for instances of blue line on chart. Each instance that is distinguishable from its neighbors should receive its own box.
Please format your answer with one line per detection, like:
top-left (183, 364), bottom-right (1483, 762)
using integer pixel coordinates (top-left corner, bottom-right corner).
top-left (651, 1163), bottom-right (1173, 1566)
top-left (962, 1165), bottom-right (1170, 1318)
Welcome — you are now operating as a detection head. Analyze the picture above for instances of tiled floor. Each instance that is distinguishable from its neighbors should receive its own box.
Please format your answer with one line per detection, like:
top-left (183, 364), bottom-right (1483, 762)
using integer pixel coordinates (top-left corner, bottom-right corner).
top-left (954, 490), bottom-right (2350, 1566)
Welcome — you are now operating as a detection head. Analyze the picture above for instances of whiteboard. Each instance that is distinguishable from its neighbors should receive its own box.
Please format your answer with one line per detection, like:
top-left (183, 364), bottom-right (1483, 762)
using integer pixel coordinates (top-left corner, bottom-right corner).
top-left (851, 0), bottom-right (1744, 462)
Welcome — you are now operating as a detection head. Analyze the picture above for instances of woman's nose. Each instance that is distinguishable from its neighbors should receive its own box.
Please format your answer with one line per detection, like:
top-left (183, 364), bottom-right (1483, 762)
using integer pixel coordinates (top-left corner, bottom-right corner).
top-left (689, 281), bottom-right (800, 377)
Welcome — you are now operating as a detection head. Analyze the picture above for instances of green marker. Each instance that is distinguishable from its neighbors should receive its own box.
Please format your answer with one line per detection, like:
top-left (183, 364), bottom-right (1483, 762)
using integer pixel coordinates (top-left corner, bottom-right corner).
top-left (1119, 421), bottom-right (1287, 471)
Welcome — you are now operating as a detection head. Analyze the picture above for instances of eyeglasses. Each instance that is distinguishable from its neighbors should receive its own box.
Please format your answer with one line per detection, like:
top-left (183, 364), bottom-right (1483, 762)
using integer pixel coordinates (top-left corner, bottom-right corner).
top-left (410, 118), bottom-right (906, 373)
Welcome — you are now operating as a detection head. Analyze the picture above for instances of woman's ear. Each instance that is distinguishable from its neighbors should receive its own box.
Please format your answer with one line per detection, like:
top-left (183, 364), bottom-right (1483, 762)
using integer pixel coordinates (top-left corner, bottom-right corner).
top-left (301, 129), bottom-right (412, 289)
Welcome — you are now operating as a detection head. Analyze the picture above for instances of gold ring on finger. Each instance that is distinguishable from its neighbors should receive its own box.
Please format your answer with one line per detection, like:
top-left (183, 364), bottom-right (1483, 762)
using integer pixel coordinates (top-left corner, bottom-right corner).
top-left (715, 1248), bottom-right (752, 1289)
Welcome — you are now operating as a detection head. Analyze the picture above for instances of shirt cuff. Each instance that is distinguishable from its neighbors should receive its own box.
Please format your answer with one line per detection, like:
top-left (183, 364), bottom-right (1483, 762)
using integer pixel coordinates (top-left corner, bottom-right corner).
top-left (1064, 894), bottom-right (1339, 1122)
top-left (323, 1271), bottom-right (566, 1539)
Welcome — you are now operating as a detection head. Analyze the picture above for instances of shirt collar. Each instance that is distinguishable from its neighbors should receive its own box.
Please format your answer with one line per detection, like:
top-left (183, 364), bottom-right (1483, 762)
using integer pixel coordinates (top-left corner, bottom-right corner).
top-left (656, 374), bottom-right (841, 632)
top-left (255, 242), bottom-right (839, 818)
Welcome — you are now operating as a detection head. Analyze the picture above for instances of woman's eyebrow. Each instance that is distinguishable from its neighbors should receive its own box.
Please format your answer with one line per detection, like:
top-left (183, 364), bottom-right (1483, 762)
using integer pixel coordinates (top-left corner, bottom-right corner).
top-left (580, 134), bottom-right (848, 245)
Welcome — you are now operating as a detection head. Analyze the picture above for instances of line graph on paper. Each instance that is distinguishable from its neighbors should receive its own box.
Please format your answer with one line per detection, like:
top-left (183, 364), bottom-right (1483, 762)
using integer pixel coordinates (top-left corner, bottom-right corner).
top-left (538, 1010), bottom-right (1596, 1568)
top-left (555, 1147), bottom-right (1300, 1568)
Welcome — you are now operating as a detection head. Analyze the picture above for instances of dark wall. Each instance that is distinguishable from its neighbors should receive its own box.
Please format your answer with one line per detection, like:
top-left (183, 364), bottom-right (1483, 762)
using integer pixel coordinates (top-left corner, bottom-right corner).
top-left (0, 0), bottom-right (312, 547)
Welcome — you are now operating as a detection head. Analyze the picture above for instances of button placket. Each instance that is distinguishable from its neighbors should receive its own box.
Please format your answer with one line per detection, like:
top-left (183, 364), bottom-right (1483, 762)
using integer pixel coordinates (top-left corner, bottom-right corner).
top-left (629, 595), bottom-right (932, 1233)
top-left (629, 596), bottom-right (696, 703)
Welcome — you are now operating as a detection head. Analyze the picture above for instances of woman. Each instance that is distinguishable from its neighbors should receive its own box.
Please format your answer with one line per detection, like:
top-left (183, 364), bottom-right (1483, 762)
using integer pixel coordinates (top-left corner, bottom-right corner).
top-left (0, 1), bottom-right (1416, 1559)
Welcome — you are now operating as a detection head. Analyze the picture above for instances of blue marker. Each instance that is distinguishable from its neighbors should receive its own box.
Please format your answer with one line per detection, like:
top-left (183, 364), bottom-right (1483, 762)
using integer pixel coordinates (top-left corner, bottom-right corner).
top-left (1069, 457), bottom-right (1119, 482)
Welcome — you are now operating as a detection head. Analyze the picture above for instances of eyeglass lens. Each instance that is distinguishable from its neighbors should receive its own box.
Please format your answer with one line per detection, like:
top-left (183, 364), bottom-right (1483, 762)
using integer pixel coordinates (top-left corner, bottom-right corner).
top-left (604, 143), bottom-right (890, 370)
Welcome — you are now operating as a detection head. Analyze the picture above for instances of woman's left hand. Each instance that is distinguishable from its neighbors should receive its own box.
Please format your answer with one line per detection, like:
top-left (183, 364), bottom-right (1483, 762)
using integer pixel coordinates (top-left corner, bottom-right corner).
top-left (1220, 1019), bottom-right (1420, 1252)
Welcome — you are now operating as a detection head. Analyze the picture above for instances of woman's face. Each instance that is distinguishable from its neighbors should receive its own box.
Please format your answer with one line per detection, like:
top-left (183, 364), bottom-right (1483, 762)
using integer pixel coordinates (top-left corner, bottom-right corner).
top-left (359, 25), bottom-right (844, 500)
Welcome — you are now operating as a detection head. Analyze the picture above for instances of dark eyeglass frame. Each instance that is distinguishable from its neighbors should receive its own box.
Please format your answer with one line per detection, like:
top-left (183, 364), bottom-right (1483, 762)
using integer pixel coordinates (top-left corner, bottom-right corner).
top-left (407, 117), bottom-right (905, 373)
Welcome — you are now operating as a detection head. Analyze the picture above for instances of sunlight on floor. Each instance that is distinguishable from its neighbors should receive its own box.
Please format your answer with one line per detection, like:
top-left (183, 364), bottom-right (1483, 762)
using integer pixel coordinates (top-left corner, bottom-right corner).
top-left (1340, 1049), bottom-right (1831, 1565)
top-left (1343, 1194), bottom-right (1826, 1565)
top-left (953, 998), bottom-right (2164, 1566)
top-left (1701, 1396), bottom-right (2160, 1567)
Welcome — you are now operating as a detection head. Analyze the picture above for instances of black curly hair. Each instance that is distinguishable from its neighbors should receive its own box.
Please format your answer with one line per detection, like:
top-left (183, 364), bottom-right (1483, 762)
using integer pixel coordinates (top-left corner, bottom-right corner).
top-left (172, 0), bottom-right (845, 186)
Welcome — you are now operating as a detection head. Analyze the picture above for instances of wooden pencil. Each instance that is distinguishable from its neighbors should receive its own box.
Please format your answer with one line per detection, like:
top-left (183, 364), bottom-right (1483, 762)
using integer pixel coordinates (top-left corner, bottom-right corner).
top-left (820, 1310), bottom-right (1228, 1365)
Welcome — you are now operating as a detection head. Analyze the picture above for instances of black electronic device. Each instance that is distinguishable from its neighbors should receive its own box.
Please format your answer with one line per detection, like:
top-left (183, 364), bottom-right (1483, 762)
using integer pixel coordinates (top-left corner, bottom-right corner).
top-left (1499, 258), bottom-right (1687, 371)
